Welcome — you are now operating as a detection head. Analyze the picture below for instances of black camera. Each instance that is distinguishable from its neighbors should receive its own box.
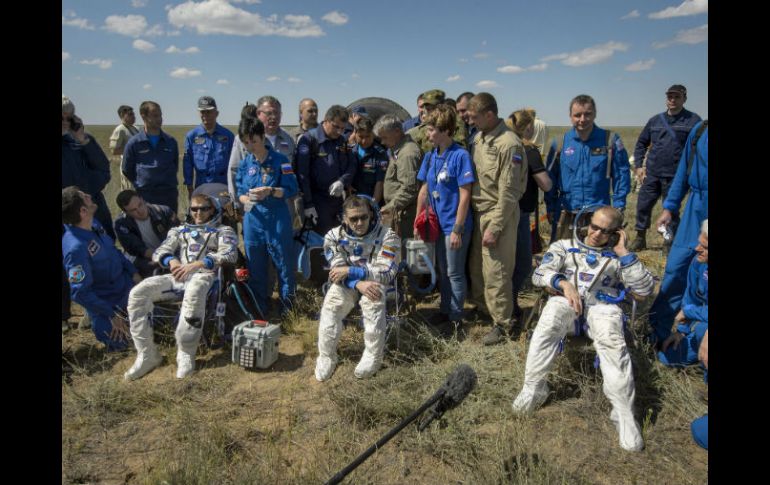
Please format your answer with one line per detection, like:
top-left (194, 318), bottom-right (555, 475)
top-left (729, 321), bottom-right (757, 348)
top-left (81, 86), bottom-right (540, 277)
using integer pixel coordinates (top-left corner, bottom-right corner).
top-left (69, 116), bottom-right (83, 132)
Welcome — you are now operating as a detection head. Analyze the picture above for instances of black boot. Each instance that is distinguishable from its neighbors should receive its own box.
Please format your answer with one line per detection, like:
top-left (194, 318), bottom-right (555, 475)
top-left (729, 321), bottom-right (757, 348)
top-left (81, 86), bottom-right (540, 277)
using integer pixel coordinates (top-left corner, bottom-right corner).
top-left (628, 230), bottom-right (647, 251)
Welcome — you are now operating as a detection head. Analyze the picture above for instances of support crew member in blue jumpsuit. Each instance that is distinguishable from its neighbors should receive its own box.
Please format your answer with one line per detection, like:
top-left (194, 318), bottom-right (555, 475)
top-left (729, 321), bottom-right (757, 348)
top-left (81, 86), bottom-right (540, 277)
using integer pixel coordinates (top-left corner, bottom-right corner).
top-left (123, 101), bottom-right (181, 213)
top-left (350, 117), bottom-right (388, 204)
top-left (296, 105), bottom-right (356, 235)
top-left (544, 94), bottom-right (630, 240)
top-left (183, 96), bottom-right (235, 198)
top-left (628, 85), bottom-right (701, 251)
top-left (648, 120), bottom-right (708, 344)
top-left (62, 186), bottom-right (139, 351)
top-left (235, 117), bottom-right (298, 314)
top-left (658, 219), bottom-right (708, 367)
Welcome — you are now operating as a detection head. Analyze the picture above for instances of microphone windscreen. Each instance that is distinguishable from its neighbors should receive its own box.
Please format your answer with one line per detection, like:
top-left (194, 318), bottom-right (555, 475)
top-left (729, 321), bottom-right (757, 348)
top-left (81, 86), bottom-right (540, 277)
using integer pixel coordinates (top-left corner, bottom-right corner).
top-left (441, 364), bottom-right (477, 407)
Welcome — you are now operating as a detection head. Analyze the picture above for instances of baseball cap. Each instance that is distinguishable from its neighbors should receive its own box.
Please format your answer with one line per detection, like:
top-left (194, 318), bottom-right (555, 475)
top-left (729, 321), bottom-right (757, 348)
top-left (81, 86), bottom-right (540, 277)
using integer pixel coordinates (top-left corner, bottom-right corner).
top-left (421, 89), bottom-right (446, 106)
top-left (665, 85), bottom-right (687, 97)
top-left (198, 96), bottom-right (217, 111)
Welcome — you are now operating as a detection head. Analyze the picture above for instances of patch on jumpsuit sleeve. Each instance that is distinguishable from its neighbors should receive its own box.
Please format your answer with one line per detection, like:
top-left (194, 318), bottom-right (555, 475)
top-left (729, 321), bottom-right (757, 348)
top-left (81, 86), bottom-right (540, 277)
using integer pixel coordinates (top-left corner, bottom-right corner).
top-left (298, 144), bottom-right (310, 155)
top-left (87, 240), bottom-right (101, 257)
top-left (281, 163), bottom-right (294, 174)
top-left (68, 265), bottom-right (85, 284)
top-left (381, 246), bottom-right (397, 260)
top-left (542, 252), bottom-right (554, 264)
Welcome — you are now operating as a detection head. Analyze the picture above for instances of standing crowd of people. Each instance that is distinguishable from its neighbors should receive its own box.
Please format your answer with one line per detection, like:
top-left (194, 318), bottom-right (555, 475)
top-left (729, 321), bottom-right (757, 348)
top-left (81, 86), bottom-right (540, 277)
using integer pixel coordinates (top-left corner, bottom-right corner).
top-left (62, 84), bottom-right (708, 451)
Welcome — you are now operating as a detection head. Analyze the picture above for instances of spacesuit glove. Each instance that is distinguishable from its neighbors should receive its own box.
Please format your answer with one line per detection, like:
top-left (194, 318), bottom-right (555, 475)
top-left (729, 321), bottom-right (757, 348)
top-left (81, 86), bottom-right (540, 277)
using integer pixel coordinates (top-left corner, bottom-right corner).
top-left (329, 180), bottom-right (345, 197)
top-left (304, 207), bottom-right (319, 225)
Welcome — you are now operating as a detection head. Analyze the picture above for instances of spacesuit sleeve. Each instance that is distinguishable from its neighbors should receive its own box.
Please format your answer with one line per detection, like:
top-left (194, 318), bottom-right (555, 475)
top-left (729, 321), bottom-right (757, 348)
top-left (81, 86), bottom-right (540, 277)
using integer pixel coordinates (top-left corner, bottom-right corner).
top-left (323, 228), bottom-right (347, 269)
top-left (361, 228), bottom-right (401, 285)
top-left (682, 260), bottom-right (708, 323)
top-left (611, 134), bottom-right (631, 209)
top-left (153, 227), bottom-right (182, 267)
top-left (617, 253), bottom-right (654, 297)
top-left (64, 245), bottom-right (115, 318)
top-left (204, 226), bottom-right (239, 268)
top-left (532, 240), bottom-right (569, 291)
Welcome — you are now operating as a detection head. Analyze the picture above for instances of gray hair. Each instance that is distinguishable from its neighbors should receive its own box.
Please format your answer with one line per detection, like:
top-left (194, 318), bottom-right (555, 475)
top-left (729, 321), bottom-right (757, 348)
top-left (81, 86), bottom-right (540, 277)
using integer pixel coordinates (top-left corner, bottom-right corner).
top-left (62, 95), bottom-right (75, 115)
top-left (373, 114), bottom-right (404, 137)
top-left (701, 219), bottom-right (708, 237)
top-left (256, 96), bottom-right (281, 109)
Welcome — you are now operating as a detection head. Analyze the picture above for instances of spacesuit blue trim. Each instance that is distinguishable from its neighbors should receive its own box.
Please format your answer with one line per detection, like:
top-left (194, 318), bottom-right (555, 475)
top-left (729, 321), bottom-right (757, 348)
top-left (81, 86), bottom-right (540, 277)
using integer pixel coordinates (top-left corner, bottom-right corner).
top-left (551, 274), bottom-right (566, 290)
top-left (619, 253), bottom-right (637, 267)
top-left (203, 257), bottom-right (214, 269)
top-left (348, 266), bottom-right (365, 281)
top-left (161, 255), bottom-right (174, 267)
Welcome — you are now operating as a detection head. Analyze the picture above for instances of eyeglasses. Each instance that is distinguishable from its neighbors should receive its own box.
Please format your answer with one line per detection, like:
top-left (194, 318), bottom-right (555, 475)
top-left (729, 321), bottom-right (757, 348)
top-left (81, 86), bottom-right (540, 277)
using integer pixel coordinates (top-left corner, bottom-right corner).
top-left (259, 110), bottom-right (281, 118)
top-left (347, 214), bottom-right (370, 224)
top-left (589, 223), bottom-right (616, 235)
top-left (190, 206), bottom-right (213, 212)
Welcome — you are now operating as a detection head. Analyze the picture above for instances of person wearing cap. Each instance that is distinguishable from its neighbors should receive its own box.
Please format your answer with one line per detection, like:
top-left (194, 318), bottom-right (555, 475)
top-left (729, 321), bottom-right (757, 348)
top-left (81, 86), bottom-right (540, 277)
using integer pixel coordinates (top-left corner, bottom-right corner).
top-left (123, 101), bottom-right (181, 213)
top-left (465, 93), bottom-right (528, 345)
top-left (296, 105), bottom-right (356, 235)
top-left (406, 89), bottom-right (468, 154)
top-left (544, 94), bottom-right (631, 241)
top-left (628, 84), bottom-right (701, 252)
top-left (374, 113), bottom-right (422, 241)
top-left (402, 93), bottom-right (424, 132)
top-left (288, 98), bottom-right (319, 143)
top-left (109, 105), bottom-right (139, 190)
top-left (343, 105), bottom-right (368, 145)
top-left (183, 96), bottom-right (235, 199)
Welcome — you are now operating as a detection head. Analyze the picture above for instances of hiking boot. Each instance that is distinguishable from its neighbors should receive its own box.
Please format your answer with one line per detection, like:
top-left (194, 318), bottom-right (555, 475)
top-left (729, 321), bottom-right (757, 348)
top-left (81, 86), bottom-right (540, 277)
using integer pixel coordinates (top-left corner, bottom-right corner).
top-left (176, 350), bottom-right (196, 379)
top-left (482, 325), bottom-right (507, 345)
top-left (78, 314), bottom-right (92, 330)
top-left (627, 230), bottom-right (647, 252)
top-left (512, 381), bottom-right (549, 414)
top-left (427, 312), bottom-right (449, 326)
top-left (124, 345), bottom-right (162, 381)
top-left (610, 408), bottom-right (644, 452)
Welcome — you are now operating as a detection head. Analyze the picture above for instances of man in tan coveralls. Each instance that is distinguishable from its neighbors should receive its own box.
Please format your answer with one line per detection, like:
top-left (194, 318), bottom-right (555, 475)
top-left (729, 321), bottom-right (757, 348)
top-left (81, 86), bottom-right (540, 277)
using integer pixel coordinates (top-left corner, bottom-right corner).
top-left (407, 89), bottom-right (468, 153)
top-left (374, 114), bottom-right (423, 241)
top-left (466, 93), bottom-right (529, 345)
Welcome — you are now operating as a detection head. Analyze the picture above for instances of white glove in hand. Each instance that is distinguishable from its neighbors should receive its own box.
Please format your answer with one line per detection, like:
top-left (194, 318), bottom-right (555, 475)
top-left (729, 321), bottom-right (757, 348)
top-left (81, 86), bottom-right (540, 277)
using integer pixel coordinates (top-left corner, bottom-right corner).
top-left (304, 207), bottom-right (319, 225)
top-left (329, 180), bottom-right (345, 198)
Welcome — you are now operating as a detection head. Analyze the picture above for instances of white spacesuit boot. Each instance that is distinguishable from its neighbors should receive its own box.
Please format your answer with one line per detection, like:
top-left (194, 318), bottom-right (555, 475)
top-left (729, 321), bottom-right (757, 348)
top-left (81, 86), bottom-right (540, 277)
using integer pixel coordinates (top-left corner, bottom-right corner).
top-left (354, 292), bottom-right (386, 379)
top-left (610, 407), bottom-right (644, 451)
top-left (316, 284), bottom-right (355, 382)
top-left (174, 273), bottom-right (212, 379)
top-left (124, 276), bottom-right (171, 381)
top-left (124, 340), bottom-right (162, 381)
top-left (512, 380), bottom-right (550, 414)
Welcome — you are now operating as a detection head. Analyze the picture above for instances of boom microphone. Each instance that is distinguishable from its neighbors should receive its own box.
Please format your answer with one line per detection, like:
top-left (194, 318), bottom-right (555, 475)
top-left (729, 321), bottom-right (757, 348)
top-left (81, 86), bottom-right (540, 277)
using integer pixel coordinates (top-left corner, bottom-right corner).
top-left (417, 364), bottom-right (477, 431)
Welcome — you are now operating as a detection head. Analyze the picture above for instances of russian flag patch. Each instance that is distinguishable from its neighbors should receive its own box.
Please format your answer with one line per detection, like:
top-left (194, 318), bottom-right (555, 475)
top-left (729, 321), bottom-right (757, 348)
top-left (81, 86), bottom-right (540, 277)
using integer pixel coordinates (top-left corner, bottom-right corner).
top-left (381, 248), bottom-right (396, 259)
top-left (281, 163), bottom-right (294, 174)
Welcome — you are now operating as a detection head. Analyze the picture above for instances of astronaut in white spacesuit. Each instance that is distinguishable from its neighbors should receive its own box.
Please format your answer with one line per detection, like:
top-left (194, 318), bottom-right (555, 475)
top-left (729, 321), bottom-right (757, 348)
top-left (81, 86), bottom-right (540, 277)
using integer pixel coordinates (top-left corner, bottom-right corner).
top-left (512, 206), bottom-right (654, 452)
top-left (124, 193), bottom-right (238, 381)
top-left (315, 195), bottom-right (401, 382)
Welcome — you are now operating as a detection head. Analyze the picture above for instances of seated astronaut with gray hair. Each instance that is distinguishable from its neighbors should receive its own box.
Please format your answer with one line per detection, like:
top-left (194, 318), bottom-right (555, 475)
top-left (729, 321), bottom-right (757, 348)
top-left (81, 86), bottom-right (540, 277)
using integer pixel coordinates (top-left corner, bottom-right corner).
top-left (512, 206), bottom-right (654, 452)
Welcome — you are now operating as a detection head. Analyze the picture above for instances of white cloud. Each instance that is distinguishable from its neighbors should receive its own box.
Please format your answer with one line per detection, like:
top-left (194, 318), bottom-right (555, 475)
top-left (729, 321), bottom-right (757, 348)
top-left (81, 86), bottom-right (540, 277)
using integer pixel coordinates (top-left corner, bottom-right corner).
top-left (167, 0), bottom-right (324, 37)
top-left (481, 40), bottom-right (487, 46)
top-left (266, 76), bottom-right (280, 82)
top-left (145, 24), bottom-right (166, 36)
top-left (352, 73), bottom-right (360, 79)
top-left (287, 77), bottom-right (301, 83)
top-left (544, 41), bottom-right (629, 67)
top-left (170, 67), bottom-right (202, 78)
top-left (62, 12), bottom-right (95, 30)
top-left (622, 10), bottom-right (640, 20)
top-left (231, 0), bottom-right (262, 3)
top-left (132, 0), bottom-right (148, 7)
top-left (527, 63), bottom-right (548, 71)
top-left (458, 58), bottom-right (469, 63)
top-left (649, 0), bottom-right (707, 19)
top-left (80, 58), bottom-right (113, 69)
top-left (62, 51), bottom-right (71, 61)
top-left (143, 83), bottom-right (152, 90)
top-left (103, 14), bottom-right (148, 37)
top-left (133, 39), bottom-right (156, 52)
top-left (497, 65), bottom-right (525, 74)
top-left (322, 11), bottom-right (349, 25)
top-left (446, 75), bottom-right (461, 82)
top-left (474, 52), bottom-right (490, 59)
top-left (625, 59), bottom-right (656, 71)
top-left (216, 79), bottom-right (229, 84)
top-left (167, 30), bottom-right (181, 36)
top-left (165, 45), bottom-right (200, 54)
top-left (653, 24), bottom-right (708, 48)
top-left (476, 80), bottom-right (499, 89)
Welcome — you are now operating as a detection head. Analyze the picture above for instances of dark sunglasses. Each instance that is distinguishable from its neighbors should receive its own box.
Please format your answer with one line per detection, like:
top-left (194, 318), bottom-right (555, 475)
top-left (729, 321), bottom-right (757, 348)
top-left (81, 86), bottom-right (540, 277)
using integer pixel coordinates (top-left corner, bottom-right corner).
top-left (589, 223), bottom-right (616, 235)
top-left (347, 214), bottom-right (370, 224)
top-left (190, 206), bottom-right (213, 212)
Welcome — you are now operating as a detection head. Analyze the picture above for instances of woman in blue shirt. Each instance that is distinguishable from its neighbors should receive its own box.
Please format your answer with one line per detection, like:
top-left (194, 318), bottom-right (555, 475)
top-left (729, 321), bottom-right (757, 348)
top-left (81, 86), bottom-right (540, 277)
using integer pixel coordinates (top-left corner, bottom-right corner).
top-left (414, 105), bottom-right (475, 332)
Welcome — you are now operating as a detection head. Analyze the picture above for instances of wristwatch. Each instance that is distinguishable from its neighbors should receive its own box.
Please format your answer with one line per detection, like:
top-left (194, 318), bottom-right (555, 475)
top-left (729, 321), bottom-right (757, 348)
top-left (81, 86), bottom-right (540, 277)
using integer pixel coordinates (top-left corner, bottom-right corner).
top-left (452, 223), bottom-right (465, 235)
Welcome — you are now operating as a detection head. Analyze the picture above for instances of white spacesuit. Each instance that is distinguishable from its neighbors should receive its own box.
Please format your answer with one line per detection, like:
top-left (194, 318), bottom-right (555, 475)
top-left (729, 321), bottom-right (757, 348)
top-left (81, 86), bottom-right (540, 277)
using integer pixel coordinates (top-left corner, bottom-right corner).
top-left (513, 233), bottom-right (654, 451)
top-left (315, 197), bottom-right (401, 381)
top-left (124, 198), bottom-right (238, 381)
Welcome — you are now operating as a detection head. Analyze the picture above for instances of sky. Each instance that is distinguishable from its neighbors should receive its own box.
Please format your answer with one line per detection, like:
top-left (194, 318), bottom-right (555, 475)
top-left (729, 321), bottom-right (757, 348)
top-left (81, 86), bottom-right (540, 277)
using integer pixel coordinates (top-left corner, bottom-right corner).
top-left (62, 0), bottom-right (708, 127)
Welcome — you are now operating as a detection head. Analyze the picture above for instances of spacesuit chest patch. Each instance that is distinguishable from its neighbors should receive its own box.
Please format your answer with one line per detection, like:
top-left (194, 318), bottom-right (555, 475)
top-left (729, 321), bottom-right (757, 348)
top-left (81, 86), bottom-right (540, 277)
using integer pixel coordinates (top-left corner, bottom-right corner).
top-left (578, 272), bottom-right (594, 282)
top-left (87, 240), bottom-right (101, 256)
top-left (188, 243), bottom-right (202, 253)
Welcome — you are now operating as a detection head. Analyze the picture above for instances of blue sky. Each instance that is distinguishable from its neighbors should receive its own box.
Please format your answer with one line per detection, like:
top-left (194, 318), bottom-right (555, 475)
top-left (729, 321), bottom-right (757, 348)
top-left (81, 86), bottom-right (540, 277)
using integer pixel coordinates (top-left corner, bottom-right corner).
top-left (62, 0), bottom-right (708, 126)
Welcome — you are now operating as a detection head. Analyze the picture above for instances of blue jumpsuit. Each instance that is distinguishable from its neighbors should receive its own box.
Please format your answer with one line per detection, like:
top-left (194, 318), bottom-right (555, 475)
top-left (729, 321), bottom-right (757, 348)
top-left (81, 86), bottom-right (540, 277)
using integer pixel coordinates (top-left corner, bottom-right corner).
top-left (62, 221), bottom-right (136, 351)
top-left (351, 142), bottom-right (388, 198)
top-left (182, 124), bottom-right (235, 188)
top-left (657, 258), bottom-right (708, 366)
top-left (236, 148), bottom-right (299, 313)
top-left (649, 121), bottom-right (708, 342)
top-left (123, 130), bottom-right (180, 213)
top-left (296, 126), bottom-right (356, 235)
